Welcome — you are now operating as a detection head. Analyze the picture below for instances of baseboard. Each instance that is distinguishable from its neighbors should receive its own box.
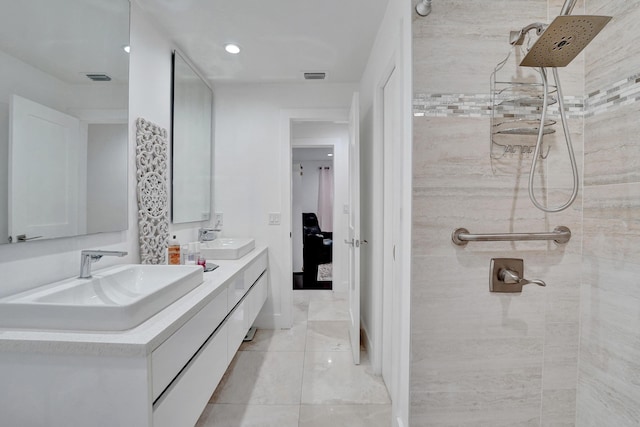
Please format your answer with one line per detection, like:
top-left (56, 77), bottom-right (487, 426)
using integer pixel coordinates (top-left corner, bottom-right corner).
top-left (361, 320), bottom-right (380, 374)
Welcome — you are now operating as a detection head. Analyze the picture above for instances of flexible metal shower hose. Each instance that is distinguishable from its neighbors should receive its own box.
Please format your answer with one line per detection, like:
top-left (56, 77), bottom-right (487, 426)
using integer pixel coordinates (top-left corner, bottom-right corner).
top-left (528, 67), bottom-right (579, 212)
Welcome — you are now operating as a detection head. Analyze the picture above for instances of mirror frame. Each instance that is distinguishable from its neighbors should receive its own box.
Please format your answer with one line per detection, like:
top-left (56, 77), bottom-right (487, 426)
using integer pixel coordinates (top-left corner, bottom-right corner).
top-left (170, 50), bottom-right (213, 224)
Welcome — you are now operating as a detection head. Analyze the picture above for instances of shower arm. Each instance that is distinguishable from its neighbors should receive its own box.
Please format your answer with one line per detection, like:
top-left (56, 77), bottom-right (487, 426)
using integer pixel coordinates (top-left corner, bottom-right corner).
top-left (509, 23), bottom-right (546, 46)
top-left (560, 0), bottom-right (578, 15)
top-left (511, 0), bottom-right (578, 46)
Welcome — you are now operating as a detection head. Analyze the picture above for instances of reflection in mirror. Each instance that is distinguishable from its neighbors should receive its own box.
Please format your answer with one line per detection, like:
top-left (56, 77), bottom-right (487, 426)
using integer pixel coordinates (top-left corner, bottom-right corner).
top-left (0, 0), bottom-right (130, 244)
top-left (171, 51), bottom-right (213, 224)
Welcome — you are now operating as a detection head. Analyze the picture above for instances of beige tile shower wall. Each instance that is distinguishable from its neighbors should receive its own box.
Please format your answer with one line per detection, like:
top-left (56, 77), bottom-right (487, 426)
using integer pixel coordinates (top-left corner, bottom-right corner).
top-left (580, 2), bottom-right (640, 425)
top-left (585, 0), bottom-right (640, 94)
top-left (411, 1), bottom-right (584, 425)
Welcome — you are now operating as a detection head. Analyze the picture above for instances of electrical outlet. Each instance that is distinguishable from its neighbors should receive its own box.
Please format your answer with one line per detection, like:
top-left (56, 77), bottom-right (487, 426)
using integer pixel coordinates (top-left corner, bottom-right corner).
top-left (214, 212), bottom-right (223, 227)
top-left (268, 212), bottom-right (281, 225)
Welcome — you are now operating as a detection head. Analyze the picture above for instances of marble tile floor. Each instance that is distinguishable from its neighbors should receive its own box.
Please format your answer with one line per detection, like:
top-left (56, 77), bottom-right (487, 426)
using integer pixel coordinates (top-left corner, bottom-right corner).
top-left (196, 290), bottom-right (391, 427)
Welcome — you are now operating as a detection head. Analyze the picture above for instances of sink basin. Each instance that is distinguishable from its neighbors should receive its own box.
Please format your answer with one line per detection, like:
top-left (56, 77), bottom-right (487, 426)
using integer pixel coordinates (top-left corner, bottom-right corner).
top-left (0, 264), bottom-right (203, 331)
top-left (200, 238), bottom-right (255, 260)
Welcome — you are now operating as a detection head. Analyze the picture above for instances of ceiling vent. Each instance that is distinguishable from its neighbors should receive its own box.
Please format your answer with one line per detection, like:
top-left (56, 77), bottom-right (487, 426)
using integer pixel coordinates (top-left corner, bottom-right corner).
top-left (86, 73), bottom-right (112, 82)
top-left (303, 72), bottom-right (326, 80)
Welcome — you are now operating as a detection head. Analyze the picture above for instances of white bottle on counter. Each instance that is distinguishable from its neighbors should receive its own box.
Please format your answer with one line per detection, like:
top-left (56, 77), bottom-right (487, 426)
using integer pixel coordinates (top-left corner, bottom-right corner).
top-left (180, 244), bottom-right (189, 264)
top-left (186, 242), bottom-right (197, 265)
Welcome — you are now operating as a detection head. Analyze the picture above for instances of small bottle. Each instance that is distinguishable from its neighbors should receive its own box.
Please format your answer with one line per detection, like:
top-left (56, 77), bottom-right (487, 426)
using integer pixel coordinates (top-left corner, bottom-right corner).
top-left (194, 242), bottom-right (201, 260)
top-left (168, 235), bottom-right (181, 265)
top-left (180, 244), bottom-right (189, 264)
top-left (195, 242), bottom-right (206, 269)
top-left (186, 242), bottom-right (197, 265)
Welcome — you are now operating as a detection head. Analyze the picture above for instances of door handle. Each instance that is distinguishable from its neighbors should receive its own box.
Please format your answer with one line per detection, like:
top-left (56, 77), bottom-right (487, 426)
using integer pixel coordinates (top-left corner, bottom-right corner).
top-left (344, 238), bottom-right (361, 247)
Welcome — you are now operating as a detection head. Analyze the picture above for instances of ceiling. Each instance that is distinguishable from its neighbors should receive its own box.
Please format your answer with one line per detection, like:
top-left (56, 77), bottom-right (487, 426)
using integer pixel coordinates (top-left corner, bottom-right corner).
top-left (136, 0), bottom-right (390, 83)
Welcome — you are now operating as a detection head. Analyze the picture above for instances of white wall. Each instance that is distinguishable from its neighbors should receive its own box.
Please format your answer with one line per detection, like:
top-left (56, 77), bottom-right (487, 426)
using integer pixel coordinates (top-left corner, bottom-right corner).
top-left (129, 1), bottom-right (212, 250)
top-left (213, 82), bottom-right (355, 328)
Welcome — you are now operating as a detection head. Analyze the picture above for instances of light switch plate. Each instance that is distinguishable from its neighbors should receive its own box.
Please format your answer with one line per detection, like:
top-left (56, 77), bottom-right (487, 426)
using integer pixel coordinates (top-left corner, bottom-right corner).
top-left (268, 212), bottom-right (281, 225)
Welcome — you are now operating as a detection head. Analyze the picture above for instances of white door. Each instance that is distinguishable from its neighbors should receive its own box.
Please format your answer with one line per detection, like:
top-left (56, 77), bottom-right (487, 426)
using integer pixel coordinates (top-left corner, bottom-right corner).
top-left (346, 93), bottom-right (361, 365)
top-left (9, 95), bottom-right (81, 242)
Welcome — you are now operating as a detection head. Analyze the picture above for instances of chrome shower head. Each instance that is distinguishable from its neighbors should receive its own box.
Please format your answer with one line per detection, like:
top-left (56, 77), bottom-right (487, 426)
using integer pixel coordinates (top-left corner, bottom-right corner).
top-left (416, 0), bottom-right (432, 17)
top-left (519, 15), bottom-right (611, 67)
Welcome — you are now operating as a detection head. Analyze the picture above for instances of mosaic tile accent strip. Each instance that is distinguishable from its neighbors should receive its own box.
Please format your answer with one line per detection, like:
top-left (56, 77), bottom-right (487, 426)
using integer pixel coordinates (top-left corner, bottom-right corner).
top-left (414, 72), bottom-right (640, 119)
top-left (413, 92), bottom-right (583, 118)
top-left (584, 72), bottom-right (640, 117)
top-left (413, 93), bottom-right (492, 118)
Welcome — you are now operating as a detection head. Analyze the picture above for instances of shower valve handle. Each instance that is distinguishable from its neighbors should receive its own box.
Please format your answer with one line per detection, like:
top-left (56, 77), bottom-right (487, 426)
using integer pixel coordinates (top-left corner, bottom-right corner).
top-left (499, 268), bottom-right (546, 287)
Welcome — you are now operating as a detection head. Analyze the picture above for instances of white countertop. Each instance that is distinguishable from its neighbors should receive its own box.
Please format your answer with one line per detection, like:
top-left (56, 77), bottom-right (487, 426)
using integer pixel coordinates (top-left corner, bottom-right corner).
top-left (0, 246), bottom-right (268, 357)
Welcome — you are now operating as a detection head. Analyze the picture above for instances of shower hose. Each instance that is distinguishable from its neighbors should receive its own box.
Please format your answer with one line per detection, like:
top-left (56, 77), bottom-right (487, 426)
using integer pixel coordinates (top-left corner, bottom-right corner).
top-left (529, 67), bottom-right (579, 213)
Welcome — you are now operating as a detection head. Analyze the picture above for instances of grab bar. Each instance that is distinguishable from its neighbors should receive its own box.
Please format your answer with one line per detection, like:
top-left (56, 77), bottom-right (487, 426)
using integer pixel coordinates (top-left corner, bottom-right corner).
top-left (452, 226), bottom-right (571, 246)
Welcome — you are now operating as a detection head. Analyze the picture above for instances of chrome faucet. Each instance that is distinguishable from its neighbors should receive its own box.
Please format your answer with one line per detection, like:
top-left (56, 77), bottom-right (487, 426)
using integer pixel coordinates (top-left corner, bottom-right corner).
top-left (198, 228), bottom-right (221, 242)
top-left (80, 250), bottom-right (128, 279)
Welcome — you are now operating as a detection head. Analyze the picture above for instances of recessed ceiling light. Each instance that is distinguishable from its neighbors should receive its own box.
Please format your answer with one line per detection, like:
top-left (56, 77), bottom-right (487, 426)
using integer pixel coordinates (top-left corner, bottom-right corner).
top-left (123, 45), bottom-right (130, 53)
top-left (327, 153), bottom-right (333, 157)
top-left (225, 43), bottom-right (240, 54)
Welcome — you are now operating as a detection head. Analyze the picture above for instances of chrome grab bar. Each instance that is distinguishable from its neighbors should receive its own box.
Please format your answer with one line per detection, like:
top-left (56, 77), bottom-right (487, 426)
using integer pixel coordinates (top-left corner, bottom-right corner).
top-left (452, 226), bottom-right (571, 246)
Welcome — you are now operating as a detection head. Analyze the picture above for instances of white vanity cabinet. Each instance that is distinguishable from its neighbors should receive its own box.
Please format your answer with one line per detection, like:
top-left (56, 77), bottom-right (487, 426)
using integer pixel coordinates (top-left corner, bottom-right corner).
top-left (0, 247), bottom-right (268, 427)
top-left (152, 250), bottom-right (268, 427)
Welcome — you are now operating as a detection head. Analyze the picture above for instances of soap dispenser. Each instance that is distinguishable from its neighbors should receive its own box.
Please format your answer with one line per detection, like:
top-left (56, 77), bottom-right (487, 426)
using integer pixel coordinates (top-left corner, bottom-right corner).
top-left (168, 235), bottom-right (181, 265)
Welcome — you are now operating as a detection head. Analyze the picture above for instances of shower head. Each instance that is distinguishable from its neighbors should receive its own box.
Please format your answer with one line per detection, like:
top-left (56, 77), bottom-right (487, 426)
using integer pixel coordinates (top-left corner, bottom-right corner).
top-left (519, 15), bottom-right (611, 67)
top-left (415, 0), bottom-right (432, 17)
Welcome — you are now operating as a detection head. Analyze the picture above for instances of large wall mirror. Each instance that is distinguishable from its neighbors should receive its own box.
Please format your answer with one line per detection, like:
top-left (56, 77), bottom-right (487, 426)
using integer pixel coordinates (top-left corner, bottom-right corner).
top-left (0, 0), bottom-right (130, 244)
top-left (171, 51), bottom-right (213, 223)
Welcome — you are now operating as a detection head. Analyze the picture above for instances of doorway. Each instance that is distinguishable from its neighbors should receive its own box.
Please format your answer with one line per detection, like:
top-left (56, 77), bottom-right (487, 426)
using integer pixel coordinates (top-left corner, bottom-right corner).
top-left (292, 146), bottom-right (335, 290)
top-left (280, 106), bottom-right (360, 365)
top-left (290, 120), bottom-right (349, 294)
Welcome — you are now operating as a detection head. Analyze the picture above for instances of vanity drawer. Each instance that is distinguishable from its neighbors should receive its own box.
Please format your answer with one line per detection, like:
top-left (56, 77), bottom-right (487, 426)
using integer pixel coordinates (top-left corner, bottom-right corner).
top-left (151, 288), bottom-right (227, 400)
top-left (227, 299), bottom-right (249, 362)
top-left (226, 273), bottom-right (246, 311)
top-left (245, 251), bottom-right (267, 287)
top-left (227, 251), bottom-right (267, 309)
top-left (152, 323), bottom-right (228, 427)
top-left (249, 273), bottom-right (268, 326)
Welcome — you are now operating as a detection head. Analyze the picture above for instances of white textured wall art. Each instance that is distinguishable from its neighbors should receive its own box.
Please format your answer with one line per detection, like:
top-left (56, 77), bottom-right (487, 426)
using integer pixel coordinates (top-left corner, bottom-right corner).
top-left (135, 118), bottom-right (169, 264)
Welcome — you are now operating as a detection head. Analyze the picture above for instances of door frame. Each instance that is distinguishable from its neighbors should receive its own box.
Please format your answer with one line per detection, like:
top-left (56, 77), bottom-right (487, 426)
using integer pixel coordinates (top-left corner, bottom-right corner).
top-left (280, 108), bottom-right (349, 328)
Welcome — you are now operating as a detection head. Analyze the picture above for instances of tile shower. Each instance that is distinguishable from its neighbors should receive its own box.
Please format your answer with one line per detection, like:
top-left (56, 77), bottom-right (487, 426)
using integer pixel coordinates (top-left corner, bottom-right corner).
top-left (410, 0), bottom-right (640, 425)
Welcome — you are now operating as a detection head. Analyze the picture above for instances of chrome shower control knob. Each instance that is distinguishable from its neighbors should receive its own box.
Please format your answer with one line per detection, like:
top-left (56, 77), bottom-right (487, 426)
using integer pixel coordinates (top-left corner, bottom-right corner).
top-left (498, 268), bottom-right (546, 287)
top-left (498, 268), bottom-right (521, 284)
top-left (490, 258), bottom-right (547, 293)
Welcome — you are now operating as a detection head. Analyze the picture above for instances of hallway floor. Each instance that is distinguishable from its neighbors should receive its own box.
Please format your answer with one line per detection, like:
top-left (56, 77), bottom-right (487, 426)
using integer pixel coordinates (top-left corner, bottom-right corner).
top-left (196, 290), bottom-right (391, 427)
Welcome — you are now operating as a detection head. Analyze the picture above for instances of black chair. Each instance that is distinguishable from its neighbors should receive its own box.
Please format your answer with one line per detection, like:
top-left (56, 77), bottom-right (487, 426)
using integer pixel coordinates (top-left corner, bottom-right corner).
top-left (302, 213), bottom-right (333, 286)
